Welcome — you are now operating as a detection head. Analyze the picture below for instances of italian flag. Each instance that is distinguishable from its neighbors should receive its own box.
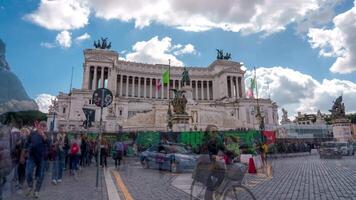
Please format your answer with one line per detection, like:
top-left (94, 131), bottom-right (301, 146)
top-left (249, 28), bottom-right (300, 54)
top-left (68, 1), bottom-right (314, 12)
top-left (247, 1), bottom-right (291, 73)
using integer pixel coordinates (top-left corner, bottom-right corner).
top-left (247, 76), bottom-right (256, 98)
top-left (156, 69), bottom-right (170, 91)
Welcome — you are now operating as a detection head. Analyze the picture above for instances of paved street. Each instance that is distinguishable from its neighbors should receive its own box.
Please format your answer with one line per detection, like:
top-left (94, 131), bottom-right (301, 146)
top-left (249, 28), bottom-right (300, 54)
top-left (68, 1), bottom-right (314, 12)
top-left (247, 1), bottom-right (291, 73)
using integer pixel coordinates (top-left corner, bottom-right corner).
top-left (2, 155), bottom-right (356, 200)
top-left (114, 155), bottom-right (356, 200)
top-left (2, 164), bottom-right (108, 200)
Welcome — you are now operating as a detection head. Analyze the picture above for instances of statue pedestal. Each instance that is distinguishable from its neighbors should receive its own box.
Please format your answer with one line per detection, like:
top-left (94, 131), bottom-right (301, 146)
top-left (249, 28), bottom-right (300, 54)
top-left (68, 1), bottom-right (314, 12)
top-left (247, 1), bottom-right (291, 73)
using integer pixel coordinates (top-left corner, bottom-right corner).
top-left (171, 114), bottom-right (191, 132)
top-left (332, 118), bottom-right (352, 141)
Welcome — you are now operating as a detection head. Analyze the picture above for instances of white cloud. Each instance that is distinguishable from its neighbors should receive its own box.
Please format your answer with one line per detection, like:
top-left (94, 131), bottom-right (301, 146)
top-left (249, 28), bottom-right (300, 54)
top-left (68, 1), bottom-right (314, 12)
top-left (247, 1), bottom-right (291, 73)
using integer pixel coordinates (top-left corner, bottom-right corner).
top-left (24, 0), bottom-right (90, 31)
top-left (125, 36), bottom-right (197, 66)
top-left (75, 33), bottom-right (91, 41)
top-left (86, 0), bottom-right (338, 35)
top-left (173, 44), bottom-right (196, 56)
top-left (245, 67), bottom-right (356, 119)
top-left (35, 94), bottom-right (56, 113)
top-left (56, 31), bottom-right (72, 48)
top-left (26, 0), bottom-right (339, 35)
top-left (308, 1), bottom-right (356, 74)
top-left (40, 42), bottom-right (56, 48)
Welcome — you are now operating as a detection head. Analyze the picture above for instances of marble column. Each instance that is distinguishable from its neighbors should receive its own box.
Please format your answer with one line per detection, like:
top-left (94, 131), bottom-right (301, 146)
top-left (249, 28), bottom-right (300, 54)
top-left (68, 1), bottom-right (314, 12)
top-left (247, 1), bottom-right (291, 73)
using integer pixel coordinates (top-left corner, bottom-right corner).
top-left (132, 76), bottom-right (136, 97)
top-left (120, 75), bottom-right (123, 96)
top-left (143, 77), bottom-right (146, 98)
top-left (207, 81), bottom-right (210, 100)
top-left (138, 77), bottom-right (141, 98)
top-left (100, 67), bottom-right (104, 88)
top-left (201, 80), bottom-right (204, 100)
top-left (195, 81), bottom-right (198, 100)
top-left (234, 76), bottom-right (239, 99)
top-left (229, 76), bottom-right (234, 98)
top-left (126, 76), bottom-right (129, 97)
top-left (93, 66), bottom-right (97, 90)
top-left (150, 78), bottom-right (153, 98)
top-left (115, 74), bottom-right (118, 96)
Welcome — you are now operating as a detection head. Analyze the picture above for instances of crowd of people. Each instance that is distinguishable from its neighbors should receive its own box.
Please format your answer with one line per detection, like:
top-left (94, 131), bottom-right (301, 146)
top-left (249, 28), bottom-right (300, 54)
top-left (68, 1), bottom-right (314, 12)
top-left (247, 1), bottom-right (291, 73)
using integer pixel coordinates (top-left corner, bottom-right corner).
top-left (0, 121), bottom-right (127, 199)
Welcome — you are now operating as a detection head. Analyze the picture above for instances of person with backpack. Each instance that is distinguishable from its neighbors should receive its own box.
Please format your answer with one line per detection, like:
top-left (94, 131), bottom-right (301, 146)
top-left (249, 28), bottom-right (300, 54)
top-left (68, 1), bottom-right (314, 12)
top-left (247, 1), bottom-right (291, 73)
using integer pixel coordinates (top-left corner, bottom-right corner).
top-left (113, 139), bottom-right (124, 168)
top-left (69, 134), bottom-right (81, 178)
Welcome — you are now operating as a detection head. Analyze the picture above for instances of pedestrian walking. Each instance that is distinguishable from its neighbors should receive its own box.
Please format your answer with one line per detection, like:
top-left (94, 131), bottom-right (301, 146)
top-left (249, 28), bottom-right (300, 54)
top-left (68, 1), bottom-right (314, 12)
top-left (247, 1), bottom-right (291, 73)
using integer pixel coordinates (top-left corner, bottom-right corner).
top-left (0, 122), bottom-right (12, 200)
top-left (69, 134), bottom-right (81, 179)
top-left (15, 128), bottom-right (30, 189)
top-left (100, 138), bottom-right (109, 168)
top-left (25, 121), bottom-right (50, 199)
top-left (113, 140), bottom-right (124, 168)
top-left (51, 125), bottom-right (66, 184)
top-left (80, 135), bottom-right (89, 167)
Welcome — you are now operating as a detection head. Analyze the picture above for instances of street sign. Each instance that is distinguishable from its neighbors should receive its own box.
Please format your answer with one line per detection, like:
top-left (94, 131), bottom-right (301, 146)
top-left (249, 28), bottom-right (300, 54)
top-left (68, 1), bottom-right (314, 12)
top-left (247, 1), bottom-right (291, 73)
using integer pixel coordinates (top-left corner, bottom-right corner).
top-left (92, 88), bottom-right (113, 107)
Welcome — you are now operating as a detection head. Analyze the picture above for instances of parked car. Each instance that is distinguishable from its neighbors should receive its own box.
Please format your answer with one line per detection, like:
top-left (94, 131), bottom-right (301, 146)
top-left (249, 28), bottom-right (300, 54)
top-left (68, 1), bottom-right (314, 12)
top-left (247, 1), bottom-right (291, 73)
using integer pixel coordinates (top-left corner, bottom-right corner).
top-left (140, 143), bottom-right (198, 173)
top-left (335, 141), bottom-right (353, 156)
top-left (319, 142), bottom-right (342, 159)
top-left (352, 142), bottom-right (356, 155)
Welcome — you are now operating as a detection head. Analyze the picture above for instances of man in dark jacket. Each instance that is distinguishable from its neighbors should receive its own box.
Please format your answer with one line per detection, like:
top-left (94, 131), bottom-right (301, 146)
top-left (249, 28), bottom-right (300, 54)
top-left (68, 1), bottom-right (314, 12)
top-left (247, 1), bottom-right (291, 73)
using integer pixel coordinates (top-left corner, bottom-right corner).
top-left (0, 122), bottom-right (11, 200)
top-left (25, 121), bottom-right (49, 198)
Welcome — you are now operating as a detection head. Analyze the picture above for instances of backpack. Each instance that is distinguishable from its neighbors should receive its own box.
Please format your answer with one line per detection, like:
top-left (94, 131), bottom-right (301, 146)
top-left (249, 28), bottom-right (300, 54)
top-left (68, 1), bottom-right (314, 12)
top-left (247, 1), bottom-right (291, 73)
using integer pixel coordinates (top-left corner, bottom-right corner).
top-left (70, 143), bottom-right (79, 155)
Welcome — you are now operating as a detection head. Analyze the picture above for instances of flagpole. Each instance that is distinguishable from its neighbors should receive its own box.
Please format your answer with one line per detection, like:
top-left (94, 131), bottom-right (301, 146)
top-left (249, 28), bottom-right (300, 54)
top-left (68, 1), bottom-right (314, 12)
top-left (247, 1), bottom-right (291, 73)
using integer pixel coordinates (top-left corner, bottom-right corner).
top-left (167, 59), bottom-right (172, 132)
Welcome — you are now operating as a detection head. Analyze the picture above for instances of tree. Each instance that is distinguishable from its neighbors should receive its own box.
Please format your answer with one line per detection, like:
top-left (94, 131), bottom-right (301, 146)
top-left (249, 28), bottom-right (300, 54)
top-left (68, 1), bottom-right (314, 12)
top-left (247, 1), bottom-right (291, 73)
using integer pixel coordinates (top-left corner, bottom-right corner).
top-left (0, 110), bottom-right (47, 127)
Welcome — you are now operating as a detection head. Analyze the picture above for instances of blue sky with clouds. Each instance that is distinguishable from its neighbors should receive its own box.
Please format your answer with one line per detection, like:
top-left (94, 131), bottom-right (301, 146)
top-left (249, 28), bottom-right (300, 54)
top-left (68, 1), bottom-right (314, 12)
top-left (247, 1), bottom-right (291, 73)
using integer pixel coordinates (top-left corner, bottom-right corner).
top-left (1, 0), bottom-right (356, 115)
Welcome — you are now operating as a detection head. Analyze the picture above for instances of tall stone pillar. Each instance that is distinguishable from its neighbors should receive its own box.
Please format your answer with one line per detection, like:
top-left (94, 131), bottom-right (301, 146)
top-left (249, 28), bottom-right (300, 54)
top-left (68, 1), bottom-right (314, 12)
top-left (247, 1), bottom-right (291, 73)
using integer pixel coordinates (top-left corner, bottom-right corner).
top-left (100, 67), bottom-right (104, 88)
top-left (120, 75), bottom-right (123, 96)
top-left (195, 81), bottom-right (198, 100)
top-left (229, 76), bottom-right (234, 98)
top-left (132, 76), bottom-right (135, 97)
top-left (138, 77), bottom-right (141, 98)
top-left (93, 66), bottom-right (97, 90)
top-left (115, 74), bottom-right (118, 95)
top-left (201, 81), bottom-right (205, 100)
top-left (150, 78), bottom-right (153, 98)
top-left (207, 81), bottom-right (210, 100)
top-left (144, 77), bottom-right (147, 98)
top-left (126, 75), bottom-right (129, 97)
top-left (82, 64), bottom-right (89, 90)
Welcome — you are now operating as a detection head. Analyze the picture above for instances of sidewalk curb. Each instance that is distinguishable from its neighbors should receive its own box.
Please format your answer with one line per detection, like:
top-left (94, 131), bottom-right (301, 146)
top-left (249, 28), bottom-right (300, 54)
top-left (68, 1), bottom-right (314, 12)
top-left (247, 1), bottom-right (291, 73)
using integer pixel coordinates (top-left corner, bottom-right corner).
top-left (104, 167), bottom-right (121, 200)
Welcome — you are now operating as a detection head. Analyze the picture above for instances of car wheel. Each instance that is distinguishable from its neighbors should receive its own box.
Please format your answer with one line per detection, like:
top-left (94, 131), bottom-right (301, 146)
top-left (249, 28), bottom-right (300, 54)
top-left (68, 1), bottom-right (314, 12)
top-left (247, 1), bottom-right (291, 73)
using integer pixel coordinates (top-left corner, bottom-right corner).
top-left (170, 162), bottom-right (178, 173)
top-left (142, 159), bottom-right (149, 169)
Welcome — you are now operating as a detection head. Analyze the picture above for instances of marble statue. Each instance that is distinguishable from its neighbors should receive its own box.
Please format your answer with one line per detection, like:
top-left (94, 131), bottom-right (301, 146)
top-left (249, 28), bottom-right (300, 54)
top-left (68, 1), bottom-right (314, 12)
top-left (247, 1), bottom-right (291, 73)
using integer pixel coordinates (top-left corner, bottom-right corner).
top-left (170, 89), bottom-right (187, 114)
top-left (281, 108), bottom-right (291, 124)
top-left (94, 38), bottom-right (111, 49)
top-left (329, 96), bottom-right (346, 119)
top-left (181, 67), bottom-right (190, 86)
top-left (216, 49), bottom-right (231, 60)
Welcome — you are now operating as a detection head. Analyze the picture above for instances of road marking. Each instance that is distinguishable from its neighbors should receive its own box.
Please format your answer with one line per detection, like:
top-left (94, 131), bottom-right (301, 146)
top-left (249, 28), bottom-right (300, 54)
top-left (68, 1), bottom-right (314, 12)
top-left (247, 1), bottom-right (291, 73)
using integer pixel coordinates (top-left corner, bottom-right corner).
top-left (112, 169), bottom-right (135, 200)
top-left (104, 168), bottom-right (121, 200)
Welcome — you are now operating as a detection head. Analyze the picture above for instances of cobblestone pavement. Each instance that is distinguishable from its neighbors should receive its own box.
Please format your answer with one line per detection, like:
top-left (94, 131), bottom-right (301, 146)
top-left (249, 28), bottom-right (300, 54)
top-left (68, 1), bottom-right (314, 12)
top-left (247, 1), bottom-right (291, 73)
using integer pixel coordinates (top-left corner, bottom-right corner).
top-left (2, 164), bottom-right (108, 200)
top-left (252, 155), bottom-right (356, 200)
top-left (115, 158), bottom-right (190, 200)
top-left (171, 155), bottom-right (356, 200)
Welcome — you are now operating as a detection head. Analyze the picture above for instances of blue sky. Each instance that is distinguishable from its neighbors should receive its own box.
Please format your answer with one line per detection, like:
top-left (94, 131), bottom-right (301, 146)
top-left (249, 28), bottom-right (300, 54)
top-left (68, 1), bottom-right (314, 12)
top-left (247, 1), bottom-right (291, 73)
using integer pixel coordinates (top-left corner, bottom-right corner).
top-left (0, 0), bottom-right (356, 115)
